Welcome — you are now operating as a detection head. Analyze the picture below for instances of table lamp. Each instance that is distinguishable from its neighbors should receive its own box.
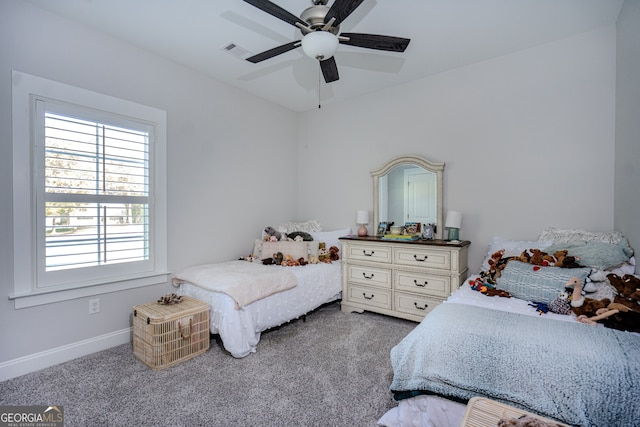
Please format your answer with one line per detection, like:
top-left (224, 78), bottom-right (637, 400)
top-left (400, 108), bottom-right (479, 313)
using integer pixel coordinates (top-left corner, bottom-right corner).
top-left (356, 210), bottom-right (369, 237)
top-left (445, 211), bottom-right (462, 241)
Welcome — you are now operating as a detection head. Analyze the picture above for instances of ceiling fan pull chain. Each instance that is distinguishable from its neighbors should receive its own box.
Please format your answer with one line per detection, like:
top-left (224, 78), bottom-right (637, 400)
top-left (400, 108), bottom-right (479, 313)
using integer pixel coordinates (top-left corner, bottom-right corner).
top-left (318, 65), bottom-right (322, 109)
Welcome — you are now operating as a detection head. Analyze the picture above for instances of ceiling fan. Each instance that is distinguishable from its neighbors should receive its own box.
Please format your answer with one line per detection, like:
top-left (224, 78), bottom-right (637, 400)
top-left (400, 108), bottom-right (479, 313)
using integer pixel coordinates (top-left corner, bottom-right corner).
top-left (243, 0), bottom-right (411, 83)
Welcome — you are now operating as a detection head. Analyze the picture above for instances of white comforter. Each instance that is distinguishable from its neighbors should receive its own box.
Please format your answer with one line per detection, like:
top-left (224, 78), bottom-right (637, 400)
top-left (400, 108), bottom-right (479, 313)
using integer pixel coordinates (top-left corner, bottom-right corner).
top-left (178, 261), bottom-right (342, 358)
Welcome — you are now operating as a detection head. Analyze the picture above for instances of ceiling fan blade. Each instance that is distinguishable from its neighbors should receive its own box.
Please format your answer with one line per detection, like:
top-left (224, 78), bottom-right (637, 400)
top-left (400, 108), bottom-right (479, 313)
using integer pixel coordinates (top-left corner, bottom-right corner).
top-left (246, 41), bottom-right (301, 63)
top-left (340, 33), bottom-right (410, 52)
top-left (320, 56), bottom-right (339, 83)
top-left (325, 0), bottom-right (365, 26)
top-left (243, 0), bottom-right (307, 28)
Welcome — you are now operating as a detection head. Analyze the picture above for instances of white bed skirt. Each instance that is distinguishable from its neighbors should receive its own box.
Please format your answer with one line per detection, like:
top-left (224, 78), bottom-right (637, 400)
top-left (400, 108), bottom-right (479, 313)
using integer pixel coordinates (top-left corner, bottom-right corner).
top-left (179, 262), bottom-right (342, 358)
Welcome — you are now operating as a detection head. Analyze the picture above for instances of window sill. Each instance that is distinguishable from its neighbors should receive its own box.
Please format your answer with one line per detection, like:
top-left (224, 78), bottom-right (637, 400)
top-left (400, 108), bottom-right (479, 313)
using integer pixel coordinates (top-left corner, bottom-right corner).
top-left (9, 272), bottom-right (171, 309)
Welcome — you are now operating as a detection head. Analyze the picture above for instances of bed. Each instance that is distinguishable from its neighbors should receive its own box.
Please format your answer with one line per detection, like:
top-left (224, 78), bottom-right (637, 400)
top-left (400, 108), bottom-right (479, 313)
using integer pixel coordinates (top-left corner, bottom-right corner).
top-left (379, 228), bottom-right (639, 427)
top-left (174, 221), bottom-right (349, 358)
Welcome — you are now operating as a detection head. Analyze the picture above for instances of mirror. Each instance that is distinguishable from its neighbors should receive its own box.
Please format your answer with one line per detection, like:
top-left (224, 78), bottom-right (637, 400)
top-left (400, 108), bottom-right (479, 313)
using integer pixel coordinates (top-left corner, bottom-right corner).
top-left (372, 155), bottom-right (445, 239)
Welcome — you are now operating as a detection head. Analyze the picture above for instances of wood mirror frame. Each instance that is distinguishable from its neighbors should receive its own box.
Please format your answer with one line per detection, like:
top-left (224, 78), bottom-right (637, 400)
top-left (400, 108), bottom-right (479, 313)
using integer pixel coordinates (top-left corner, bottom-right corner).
top-left (371, 155), bottom-right (445, 239)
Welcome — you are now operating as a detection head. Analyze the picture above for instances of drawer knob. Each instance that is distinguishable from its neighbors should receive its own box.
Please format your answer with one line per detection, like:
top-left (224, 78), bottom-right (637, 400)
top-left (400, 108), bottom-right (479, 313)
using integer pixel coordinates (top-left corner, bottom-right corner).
top-left (362, 250), bottom-right (375, 257)
top-left (414, 302), bottom-right (428, 310)
top-left (363, 293), bottom-right (374, 300)
top-left (414, 279), bottom-right (428, 287)
top-left (413, 254), bottom-right (428, 262)
top-left (362, 272), bottom-right (375, 280)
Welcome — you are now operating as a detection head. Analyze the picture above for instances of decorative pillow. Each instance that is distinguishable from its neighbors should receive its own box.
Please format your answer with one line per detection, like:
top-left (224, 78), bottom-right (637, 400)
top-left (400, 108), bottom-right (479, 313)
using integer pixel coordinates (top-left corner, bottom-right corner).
top-left (496, 261), bottom-right (592, 303)
top-left (308, 240), bottom-right (320, 258)
top-left (538, 227), bottom-right (626, 245)
top-left (310, 228), bottom-right (351, 250)
top-left (276, 220), bottom-right (323, 234)
top-left (545, 241), bottom-right (634, 271)
top-left (480, 238), bottom-right (553, 272)
top-left (260, 241), bottom-right (309, 261)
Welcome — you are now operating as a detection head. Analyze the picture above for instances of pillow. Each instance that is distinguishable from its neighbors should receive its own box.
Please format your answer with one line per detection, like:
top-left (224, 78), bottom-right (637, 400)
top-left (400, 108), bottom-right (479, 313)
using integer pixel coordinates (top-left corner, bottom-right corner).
top-left (308, 240), bottom-right (320, 258)
top-left (260, 241), bottom-right (309, 261)
top-left (480, 238), bottom-right (553, 272)
top-left (496, 261), bottom-right (592, 303)
top-left (545, 241), bottom-right (634, 271)
top-left (538, 227), bottom-right (626, 245)
top-left (276, 220), bottom-right (323, 234)
top-left (310, 228), bottom-right (351, 250)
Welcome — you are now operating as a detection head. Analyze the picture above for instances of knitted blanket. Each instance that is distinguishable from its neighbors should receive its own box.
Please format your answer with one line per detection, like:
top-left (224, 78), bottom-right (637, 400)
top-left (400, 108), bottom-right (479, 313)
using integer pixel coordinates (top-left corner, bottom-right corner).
top-left (390, 303), bottom-right (640, 426)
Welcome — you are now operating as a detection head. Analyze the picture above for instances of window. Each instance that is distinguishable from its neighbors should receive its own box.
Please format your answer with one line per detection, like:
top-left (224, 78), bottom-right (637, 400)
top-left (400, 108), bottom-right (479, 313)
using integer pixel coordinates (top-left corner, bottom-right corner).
top-left (12, 71), bottom-right (167, 308)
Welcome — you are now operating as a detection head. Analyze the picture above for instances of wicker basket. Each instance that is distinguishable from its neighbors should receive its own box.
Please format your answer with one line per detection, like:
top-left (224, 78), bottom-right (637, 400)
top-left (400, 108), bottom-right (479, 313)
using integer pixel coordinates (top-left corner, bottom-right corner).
top-left (461, 397), bottom-right (569, 427)
top-left (132, 296), bottom-right (210, 369)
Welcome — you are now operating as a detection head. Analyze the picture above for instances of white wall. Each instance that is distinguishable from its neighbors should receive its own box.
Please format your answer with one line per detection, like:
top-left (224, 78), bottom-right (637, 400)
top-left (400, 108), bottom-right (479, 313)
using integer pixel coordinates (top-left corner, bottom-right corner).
top-left (299, 26), bottom-right (618, 273)
top-left (616, 0), bottom-right (640, 274)
top-left (0, 1), bottom-right (298, 372)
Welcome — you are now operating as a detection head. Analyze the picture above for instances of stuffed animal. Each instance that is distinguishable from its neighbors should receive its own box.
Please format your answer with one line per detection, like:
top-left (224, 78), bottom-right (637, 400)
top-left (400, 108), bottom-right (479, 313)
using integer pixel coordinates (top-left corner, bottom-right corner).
top-left (576, 300), bottom-right (640, 333)
top-left (261, 251), bottom-right (284, 266)
top-left (529, 301), bottom-right (550, 315)
top-left (529, 249), bottom-right (548, 266)
top-left (607, 273), bottom-right (640, 313)
top-left (566, 277), bottom-right (585, 308)
top-left (287, 231), bottom-right (313, 241)
top-left (329, 245), bottom-right (340, 262)
top-left (318, 242), bottom-right (330, 263)
top-left (264, 226), bottom-right (287, 241)
top-left (548, 291), bottom-right (571, 315)
top-left (282, 254), bottom-right (300, 266)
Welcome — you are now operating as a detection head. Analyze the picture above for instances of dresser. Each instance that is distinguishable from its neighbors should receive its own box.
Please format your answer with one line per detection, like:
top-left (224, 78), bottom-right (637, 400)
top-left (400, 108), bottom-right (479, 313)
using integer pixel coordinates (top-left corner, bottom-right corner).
top-left (339, 236), bottom-right (470, 322)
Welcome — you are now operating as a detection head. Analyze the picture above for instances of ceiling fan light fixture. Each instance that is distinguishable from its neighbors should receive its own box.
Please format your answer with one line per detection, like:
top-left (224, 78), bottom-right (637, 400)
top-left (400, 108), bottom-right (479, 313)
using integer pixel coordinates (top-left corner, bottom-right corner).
top-left (301, 31), bottom-right (338, 60)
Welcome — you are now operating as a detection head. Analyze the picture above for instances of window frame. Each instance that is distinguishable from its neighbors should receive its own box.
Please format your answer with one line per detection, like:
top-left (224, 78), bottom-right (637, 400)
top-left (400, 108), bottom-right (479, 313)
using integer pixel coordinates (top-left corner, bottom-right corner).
top-left (11, 71), bottom-right (168, 308)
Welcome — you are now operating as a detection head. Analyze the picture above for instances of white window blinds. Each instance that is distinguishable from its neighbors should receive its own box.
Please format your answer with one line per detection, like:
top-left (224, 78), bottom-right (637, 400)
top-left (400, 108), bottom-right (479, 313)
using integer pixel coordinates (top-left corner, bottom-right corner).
top-left (42, 109), bottom-right (151, 272)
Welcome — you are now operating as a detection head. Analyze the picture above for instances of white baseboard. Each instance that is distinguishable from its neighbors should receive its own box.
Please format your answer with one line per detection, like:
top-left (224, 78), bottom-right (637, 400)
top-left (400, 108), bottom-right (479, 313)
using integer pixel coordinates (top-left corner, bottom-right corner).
top-left (0, 328), bottom-right (131, 382)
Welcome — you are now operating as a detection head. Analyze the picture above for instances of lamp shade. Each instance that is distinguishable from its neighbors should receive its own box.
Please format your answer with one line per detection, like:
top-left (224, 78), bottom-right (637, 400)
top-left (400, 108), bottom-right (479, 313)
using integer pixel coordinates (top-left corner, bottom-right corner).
top-left (445, 211), bottom-right (462, 229)
top-left (301, 31), bottom-right (339, 60)
top-left (356, 210), bottom-right (369, 225)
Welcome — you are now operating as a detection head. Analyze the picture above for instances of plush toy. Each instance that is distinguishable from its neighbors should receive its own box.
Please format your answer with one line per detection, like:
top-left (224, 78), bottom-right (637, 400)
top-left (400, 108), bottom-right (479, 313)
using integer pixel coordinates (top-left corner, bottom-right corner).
top-left (264, 226), bottom-right (287, 241)
top-left (329, 245), bottom-right (340, 262)
top-left (607, 273), bottom-right (640, 313)
top-left (282, 254), bottom-right (300, 266)
top-left (287, 231), bottom-right (313, 241)
top-left (566, 277), bottom-right (585, 308)
top-left (318, 242), bottom-right (330, 263)
top-left (548, 291), bottom-right (572, 315)
top-left (529, 301), bottom-right (550, 315)
top-left (529, 249), bottom-right (548, 266)
top-left (576, 300), bottom-right (640, 333)
top-left (262, 251), bottom-right (284, 266)
top-left (308, 254), bottom-right (319, 264)
top-left (551, 250), bottom-right (569, 267)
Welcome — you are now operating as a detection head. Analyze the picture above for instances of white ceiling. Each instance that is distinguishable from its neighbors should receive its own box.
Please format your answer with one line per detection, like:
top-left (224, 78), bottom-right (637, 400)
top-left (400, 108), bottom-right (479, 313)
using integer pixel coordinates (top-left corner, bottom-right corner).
top-left (27, 0), bottom-right (624, 112)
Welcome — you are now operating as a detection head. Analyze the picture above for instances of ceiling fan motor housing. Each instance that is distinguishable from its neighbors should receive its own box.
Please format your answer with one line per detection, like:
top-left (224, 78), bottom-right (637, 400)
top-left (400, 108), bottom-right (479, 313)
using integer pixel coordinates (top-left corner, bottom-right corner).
top-left (300, 5), bottom-right (339, 34)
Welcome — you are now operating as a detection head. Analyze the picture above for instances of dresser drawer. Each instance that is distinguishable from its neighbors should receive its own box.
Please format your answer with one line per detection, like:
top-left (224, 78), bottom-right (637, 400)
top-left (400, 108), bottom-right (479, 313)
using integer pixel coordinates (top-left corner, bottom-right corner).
top-left (393, 247), bottom-right (450, 270)
top-left (346, 284), bottom-right (392, 309)
top-left (394, 270), bottom-right (451, 298)
top-left (345, 243), bottom-right (392, 263)
top-left (394, 292), bottom-right (439, 318)
top-left (346, 264), bottom-right (391, 288)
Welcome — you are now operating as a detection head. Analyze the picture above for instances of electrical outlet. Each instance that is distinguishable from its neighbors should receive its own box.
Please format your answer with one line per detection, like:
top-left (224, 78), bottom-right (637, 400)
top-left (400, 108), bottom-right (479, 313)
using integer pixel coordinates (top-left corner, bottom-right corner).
top-left (89, 298), bottom-right (100, 314)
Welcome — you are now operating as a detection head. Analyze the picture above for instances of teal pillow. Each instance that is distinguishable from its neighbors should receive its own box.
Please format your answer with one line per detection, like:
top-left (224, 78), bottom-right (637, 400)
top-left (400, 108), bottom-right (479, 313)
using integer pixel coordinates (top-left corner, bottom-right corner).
top-left (497, 261), bottom-right (592, 303)
top-left (545, 241), bottom-right (633, 270)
